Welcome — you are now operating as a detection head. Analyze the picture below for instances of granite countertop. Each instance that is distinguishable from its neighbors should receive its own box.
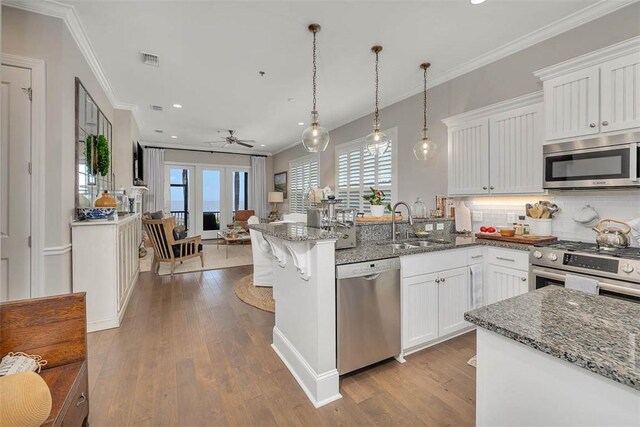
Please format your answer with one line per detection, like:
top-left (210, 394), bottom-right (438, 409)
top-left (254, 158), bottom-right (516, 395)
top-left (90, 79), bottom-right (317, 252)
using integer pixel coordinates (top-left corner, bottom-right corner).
top-left (334, 234), bottom-right (531, 265)
top-left (249, 223), bottom-right (341, 242)
top-left (465, 287), bottom-right (640, 391)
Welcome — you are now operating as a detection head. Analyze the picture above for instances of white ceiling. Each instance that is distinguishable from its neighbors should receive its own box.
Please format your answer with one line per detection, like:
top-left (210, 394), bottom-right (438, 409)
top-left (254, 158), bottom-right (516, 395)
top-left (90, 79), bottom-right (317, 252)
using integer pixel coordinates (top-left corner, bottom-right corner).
top-left (63, 0), bottom-right (606, 154)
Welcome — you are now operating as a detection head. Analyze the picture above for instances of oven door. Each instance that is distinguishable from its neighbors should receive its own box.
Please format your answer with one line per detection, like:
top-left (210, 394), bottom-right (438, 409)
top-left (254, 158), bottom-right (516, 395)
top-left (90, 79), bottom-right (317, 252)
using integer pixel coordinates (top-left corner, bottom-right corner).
top-left (530, 266), bottom-right (640, 303)
top-left (543, 143), bottom-right (639, 189)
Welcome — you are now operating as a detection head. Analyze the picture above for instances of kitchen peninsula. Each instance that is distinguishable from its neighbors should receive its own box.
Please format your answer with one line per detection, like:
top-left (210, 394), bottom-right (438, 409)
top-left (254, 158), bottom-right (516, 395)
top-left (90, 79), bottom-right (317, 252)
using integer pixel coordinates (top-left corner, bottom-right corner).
top-left (465, 287), bottom-right (640, 427)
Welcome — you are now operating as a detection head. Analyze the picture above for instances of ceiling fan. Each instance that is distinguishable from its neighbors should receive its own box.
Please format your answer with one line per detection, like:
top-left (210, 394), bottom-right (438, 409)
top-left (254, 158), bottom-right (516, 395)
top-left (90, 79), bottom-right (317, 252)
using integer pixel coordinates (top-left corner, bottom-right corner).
top-left (207, 130), bottom-right (255, 148)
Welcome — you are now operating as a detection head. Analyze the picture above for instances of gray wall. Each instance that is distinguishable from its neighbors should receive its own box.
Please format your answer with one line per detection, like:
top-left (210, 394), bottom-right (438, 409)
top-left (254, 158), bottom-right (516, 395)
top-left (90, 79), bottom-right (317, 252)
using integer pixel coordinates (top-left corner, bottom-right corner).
top-left (273, 3), bottom-right (640, 213)
top-left (113, 109), bottom-right (140, 190)
top-left (2, 6), bottom-right (122, 295)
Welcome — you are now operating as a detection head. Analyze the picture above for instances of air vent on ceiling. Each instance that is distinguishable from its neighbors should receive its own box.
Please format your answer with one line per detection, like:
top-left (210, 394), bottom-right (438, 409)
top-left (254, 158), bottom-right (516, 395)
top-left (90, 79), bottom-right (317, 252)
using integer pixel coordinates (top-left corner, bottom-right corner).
top-left (150, 105), bottom-right (163, 112)
top-left (154, 129), bottom-right (163, 133)
top-left (140, 51), bottom-right (159, 67)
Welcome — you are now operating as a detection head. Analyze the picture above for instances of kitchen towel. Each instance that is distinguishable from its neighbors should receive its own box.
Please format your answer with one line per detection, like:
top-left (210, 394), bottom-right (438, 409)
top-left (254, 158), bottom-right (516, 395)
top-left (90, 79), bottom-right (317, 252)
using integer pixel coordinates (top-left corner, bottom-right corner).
top-left (469, 264), bottom-right (483, 308)
top-left (455, 201), bottom-right (472, 233)
top-left (565, 274), bottom-right (599, 295)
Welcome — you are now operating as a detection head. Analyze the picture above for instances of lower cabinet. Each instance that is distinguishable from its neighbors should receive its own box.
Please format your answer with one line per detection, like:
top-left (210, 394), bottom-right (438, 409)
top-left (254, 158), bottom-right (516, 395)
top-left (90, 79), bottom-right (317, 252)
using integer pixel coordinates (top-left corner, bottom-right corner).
top-left (402, 266), bottom-right (471, 351)
top-left (484, 264), bottom-right (529, 305)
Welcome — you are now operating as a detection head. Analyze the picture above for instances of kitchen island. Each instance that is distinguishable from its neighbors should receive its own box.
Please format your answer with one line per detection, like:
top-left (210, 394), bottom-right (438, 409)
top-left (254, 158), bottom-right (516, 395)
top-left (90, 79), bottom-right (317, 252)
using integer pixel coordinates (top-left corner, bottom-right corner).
top-left (249, 223), bottom-right (341, 407)
top-left (465, 287), bottom-right (640, 426)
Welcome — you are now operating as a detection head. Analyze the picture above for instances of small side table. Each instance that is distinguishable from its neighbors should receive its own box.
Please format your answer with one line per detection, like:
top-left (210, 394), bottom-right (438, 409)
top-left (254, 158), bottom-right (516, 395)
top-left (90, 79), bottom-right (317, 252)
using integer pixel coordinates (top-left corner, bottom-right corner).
top-left (216, 231), bottom-right (251, 258)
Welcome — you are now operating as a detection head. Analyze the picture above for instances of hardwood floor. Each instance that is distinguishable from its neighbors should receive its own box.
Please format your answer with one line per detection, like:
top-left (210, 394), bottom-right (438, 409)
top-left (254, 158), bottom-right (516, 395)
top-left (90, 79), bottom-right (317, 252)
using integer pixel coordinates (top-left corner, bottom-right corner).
top-left (87, 267), bottom-right (476, 426)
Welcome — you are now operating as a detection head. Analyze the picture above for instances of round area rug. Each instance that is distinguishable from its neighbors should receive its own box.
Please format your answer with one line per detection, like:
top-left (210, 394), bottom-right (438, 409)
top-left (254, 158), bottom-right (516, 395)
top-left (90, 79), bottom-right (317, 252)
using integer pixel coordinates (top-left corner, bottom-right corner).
top-left (235, 274), bottom-right (275, 313)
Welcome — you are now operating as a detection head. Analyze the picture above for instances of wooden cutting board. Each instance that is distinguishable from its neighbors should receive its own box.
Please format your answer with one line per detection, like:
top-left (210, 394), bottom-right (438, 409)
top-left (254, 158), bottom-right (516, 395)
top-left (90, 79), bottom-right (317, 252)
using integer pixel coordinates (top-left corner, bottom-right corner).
top-left (475, 233), bottom-right (558, 244)
top-left (356, 215), bottom-right (403, 223)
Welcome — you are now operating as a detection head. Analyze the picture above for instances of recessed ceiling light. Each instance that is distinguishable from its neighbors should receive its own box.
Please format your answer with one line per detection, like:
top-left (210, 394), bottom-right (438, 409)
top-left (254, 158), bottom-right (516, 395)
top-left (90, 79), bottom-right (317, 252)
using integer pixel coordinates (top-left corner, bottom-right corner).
top-left (172, 104), bottom-right (182, 109)
top-left (470, 0), bottom-right (486, 4)
top-left (260, 144), bottom-right (266, 147)
top-left (171, 135), bottom-right (177, 139)
top-left (298, 122), bottom-right (304, 126)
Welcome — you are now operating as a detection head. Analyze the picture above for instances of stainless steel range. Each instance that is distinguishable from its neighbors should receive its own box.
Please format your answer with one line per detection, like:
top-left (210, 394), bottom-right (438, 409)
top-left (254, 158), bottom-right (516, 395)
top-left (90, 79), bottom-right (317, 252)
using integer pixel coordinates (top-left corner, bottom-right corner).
top-left (529, 241), bottom-right (640, 303)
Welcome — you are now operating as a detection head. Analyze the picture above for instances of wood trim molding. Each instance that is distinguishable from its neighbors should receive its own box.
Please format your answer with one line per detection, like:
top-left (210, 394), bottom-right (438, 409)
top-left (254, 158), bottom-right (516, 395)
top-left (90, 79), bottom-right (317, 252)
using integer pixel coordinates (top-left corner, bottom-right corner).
top-left (534, 35), bottom-right (640, 80)
top-left (43, 244), bottom-right (73, 257)
top-left (442, 91), bottom-right (543, 127)
top-left (1, 54), bottom-right (47, 298)
top-left (3, 0), bottom-right (143, 129)
top-left (272, 0), bottom-right (638, 155)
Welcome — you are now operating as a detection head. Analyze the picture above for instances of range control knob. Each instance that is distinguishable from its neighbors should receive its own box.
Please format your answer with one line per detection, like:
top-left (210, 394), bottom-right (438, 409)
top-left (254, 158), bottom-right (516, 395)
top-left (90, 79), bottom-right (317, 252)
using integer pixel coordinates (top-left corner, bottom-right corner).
top-left (547, 253), bottom-right (558, 262)
top-left (533, 251), bottom-right (543, 259)
top-left (621, 264), bottom-right (634, 274)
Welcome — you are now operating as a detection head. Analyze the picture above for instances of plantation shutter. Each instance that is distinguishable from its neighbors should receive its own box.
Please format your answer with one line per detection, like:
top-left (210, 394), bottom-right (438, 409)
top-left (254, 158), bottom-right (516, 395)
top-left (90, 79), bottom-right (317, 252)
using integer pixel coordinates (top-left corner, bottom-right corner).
top-left (336, 138), bottom-right (394, 213)
top-left (289, 155), bottom-right (319, 214)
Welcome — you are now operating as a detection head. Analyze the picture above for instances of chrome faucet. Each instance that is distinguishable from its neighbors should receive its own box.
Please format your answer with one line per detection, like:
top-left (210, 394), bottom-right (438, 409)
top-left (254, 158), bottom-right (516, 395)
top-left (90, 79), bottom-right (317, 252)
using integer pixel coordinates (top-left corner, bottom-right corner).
top-left (391, 201), bottom-right (414, 242)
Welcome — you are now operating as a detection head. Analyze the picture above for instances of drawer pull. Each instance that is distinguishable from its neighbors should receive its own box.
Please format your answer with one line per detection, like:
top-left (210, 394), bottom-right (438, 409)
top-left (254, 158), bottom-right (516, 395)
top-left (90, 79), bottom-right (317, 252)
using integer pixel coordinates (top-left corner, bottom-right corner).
top-left (496, 257), bottom-right (515, 262)
top-left (521, 277), bottom-right (527, 282)
top-left (470, 255), bottom-right (483, 259)
top-left (76, 392), bottom-right (87, 407)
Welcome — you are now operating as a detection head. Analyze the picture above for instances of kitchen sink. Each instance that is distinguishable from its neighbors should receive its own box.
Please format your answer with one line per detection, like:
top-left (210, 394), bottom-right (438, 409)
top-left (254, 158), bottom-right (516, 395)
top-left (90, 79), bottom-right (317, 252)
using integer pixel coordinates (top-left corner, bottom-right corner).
top-left (387, 243), bottom-right (416, 250)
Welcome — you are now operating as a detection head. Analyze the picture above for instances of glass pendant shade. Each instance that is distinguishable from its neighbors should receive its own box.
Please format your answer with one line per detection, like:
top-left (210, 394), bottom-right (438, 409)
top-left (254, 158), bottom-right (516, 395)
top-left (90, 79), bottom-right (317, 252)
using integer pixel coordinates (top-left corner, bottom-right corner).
top-left (365, 119), bottom-right (390, 156)
top-left (413, 129), bottom-right (437, 161)
top-left (302, 111), bottom-right (330, 152)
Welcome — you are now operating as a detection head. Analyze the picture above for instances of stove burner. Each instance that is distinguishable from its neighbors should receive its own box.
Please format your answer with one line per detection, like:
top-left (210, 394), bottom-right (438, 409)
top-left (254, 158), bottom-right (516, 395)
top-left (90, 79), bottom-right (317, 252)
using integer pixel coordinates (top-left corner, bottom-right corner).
top-left (536, 240), bottom-right (640, 260)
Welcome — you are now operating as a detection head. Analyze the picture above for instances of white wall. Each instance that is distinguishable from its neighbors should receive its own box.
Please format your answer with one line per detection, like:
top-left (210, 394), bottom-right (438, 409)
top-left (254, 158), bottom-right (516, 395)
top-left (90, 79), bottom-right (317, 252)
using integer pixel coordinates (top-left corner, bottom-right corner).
top-left (113, 109), bottom-right (140, 190)
top-left (272, 3), bottom-right (640, 215)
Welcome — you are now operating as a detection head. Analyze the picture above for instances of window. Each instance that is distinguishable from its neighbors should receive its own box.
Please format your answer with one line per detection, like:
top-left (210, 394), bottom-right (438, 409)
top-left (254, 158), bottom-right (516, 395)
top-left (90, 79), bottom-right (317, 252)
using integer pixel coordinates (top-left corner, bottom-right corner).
top-left (336, 128), bottom-right (397, 213)
top-left (289, 154), bottom-right (319, 213)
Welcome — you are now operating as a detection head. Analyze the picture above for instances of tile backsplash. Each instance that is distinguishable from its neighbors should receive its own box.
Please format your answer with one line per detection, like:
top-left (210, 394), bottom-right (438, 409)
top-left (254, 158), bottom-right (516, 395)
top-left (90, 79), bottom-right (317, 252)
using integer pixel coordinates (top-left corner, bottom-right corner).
top-left (459, 190), bottom-right (640, 247)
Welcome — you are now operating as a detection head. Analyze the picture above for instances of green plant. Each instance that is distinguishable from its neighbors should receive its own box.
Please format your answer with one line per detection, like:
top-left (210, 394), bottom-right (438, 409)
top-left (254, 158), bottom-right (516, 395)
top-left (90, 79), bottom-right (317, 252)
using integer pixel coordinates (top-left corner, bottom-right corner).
top-left (86, 134), bottom-right (110, 176)
top-left (362, 187), bottom-right (392, 212)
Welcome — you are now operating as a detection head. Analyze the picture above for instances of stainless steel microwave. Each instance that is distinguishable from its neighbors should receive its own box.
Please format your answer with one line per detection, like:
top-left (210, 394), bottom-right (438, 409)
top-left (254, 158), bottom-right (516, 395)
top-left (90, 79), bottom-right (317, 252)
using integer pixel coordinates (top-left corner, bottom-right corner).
top-left (543, 132), bottom-right (640, 189)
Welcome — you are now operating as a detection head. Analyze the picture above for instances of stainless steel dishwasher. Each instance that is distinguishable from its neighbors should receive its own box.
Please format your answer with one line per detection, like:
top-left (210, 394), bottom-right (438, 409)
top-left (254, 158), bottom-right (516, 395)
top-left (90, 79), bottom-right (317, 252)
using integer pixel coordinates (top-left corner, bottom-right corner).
top-left (336, 258), bottom-right (401, 375)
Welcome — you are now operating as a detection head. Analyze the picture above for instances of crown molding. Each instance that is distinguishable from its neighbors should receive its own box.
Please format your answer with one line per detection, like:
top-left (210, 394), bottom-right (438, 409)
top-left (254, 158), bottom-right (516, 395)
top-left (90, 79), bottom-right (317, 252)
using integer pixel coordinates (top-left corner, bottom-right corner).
top-left (3, 0), bottom-right (143, 129)
top-left (534, 35), bottom-right (640, 80)
top-left (274, 0), bottom-right (639, 156)
top-left (442, 91), bottom-right (543, 127)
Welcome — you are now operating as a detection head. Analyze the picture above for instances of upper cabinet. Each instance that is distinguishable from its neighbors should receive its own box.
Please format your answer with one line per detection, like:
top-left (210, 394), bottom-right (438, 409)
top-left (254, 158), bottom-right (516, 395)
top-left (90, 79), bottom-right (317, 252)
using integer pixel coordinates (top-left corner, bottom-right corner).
top-left (535, 36), bottom-right (640, 141)
top-left (444, 93), bottom-right (545, 197)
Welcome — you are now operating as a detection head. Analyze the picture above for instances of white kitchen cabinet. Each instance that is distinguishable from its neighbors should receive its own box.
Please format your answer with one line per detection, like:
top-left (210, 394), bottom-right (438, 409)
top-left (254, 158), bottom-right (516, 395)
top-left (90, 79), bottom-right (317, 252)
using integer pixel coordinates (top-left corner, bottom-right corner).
top-left (542, 67), bottom-right (600, 140)
top-left (489, 104), bottom-right (545, 194)
top-left (601, 52), bottom-right (640, 133)
top-left (444, 93), bottom-right (545, 197)
top-left (536, 37), bottom-right (640, 141)
top-left (437, 267), bottom-right (471, 337)
top-left (484, 264), bottom-right (529, 305)
top-left (403, 273), bottom-right (439, 349)
top-left (447, 118), bottom-right (489, 196)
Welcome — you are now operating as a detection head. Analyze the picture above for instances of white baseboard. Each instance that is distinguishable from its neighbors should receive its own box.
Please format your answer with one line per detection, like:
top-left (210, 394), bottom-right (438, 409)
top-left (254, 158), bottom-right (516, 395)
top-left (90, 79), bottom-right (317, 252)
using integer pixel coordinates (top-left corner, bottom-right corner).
top-left (87, 317), bottom-right (119, 333)
top-left (272, 327), bottom-right (342, 408)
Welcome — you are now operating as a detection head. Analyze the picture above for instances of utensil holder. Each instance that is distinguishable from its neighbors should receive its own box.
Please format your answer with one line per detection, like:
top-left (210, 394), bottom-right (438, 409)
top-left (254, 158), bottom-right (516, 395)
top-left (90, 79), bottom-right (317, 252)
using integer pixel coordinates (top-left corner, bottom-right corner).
top-left (530, 218), bottom-right (552, 236)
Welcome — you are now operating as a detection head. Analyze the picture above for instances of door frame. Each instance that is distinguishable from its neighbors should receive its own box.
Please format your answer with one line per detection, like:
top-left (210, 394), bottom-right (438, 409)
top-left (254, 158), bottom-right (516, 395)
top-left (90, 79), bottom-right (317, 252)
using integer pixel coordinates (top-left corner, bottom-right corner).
top-left (1, 54), bottom-right (46, 298)
top-left (163, 163), bottom-right (196, 233)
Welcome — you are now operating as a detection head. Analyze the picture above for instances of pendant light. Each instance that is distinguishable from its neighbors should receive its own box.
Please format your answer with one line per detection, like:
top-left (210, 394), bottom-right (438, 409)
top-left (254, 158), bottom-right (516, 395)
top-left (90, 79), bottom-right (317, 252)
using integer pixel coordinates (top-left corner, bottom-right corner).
top-left (413, 62), bottom-right (437, 162)
top-left (365, 45), bottom-right (391, 157)
top-left (302, 23), bottom-right (330, 152)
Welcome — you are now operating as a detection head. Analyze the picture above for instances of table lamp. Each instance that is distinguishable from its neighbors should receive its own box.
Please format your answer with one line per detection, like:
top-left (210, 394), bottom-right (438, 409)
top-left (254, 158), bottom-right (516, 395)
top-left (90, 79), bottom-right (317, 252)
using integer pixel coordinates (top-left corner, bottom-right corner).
top-left (268, 192), bottom-right (284, 220)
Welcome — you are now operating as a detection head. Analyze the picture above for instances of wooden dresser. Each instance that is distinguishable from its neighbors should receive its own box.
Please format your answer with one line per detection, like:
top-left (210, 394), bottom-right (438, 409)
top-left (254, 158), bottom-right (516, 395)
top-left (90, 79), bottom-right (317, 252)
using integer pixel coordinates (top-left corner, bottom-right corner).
top-left (0, 293), bottom-right (89, 426)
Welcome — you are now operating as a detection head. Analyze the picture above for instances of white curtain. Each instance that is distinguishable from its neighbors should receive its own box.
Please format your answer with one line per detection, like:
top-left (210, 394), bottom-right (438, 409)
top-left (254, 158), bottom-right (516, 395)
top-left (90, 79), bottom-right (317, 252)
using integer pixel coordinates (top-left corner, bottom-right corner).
top-left (143, 148), bottom-right (165, 213)
top-left (250, 156), bottom-right (268, 218)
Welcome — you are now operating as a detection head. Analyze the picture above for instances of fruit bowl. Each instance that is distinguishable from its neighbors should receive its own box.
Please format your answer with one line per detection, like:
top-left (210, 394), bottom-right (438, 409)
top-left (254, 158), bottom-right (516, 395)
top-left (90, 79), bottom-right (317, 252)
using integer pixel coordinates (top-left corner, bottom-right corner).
top-left (78, 207), bottom-right (117, 221)
top-left (499, 227), bottom-right (516, 237)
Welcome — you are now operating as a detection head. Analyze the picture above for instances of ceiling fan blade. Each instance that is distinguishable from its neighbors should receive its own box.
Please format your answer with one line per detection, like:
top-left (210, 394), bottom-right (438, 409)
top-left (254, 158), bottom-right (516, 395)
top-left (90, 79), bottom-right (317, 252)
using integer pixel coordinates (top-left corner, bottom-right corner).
top-left (236, 141), bottom-right (254, 148)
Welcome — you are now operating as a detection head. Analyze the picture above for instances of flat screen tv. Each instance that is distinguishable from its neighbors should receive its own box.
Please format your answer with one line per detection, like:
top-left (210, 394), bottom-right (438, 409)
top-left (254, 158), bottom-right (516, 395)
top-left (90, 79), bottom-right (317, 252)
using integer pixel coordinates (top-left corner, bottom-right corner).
top-left (133, 142), bottom-right (144, 184)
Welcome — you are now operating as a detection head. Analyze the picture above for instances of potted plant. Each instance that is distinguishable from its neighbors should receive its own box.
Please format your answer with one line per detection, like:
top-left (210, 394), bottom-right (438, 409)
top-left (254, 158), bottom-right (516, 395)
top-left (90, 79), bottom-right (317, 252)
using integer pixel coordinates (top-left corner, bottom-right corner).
top-left (363, 187), bottom-right (392, 217)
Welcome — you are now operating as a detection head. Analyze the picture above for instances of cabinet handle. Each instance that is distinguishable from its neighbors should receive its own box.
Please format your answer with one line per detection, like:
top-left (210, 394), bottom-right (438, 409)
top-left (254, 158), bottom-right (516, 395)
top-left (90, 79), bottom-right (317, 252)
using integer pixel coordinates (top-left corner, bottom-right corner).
top-left (589, 123), bottom-right (596, 128)
top-left (435, 278), bottom-right (440, 283)
top-left (482, 186), bottom-right (488, 190)
top-left (76, 392), bottom-right (87, 406)
top-left (441, 278), bottom-right (446, 283)
top-left (496, 256), bottom-right (515, 262)
top-left (489, 186), bottom-right (494, 190)
top-left (470, 255), bottom-right (483, 259)
top-left (602, 121), bottom-right (609, 126)
top-left (521, 277), bottom-right (527, 282)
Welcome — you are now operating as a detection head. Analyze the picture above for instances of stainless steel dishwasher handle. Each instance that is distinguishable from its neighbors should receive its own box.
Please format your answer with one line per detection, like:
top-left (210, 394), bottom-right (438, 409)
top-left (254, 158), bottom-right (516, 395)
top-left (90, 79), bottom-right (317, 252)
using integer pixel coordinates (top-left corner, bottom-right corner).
top-left (363, 273), bottom-right (381, 281)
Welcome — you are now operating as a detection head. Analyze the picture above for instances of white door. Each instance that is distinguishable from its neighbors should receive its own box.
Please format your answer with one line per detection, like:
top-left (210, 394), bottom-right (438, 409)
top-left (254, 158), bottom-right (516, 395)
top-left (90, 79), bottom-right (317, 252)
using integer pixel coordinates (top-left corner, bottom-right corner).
top-left (1, 65), bottom-right (32, 301)
top-left (196, 167), bottom-right (225, 239)
top-left (489, 103), bottom-right (545, 194)
top-left (600, 53), bottom-right (640, 133)
top-left (437, 267), bottom-right (470, 337)
top-left (484, 264), bottom-right (529, 305)
top-left (543, 66), bottom-right (600, 140)
top-left (447, 118), bottom-right (490, 196)
top-left (402, 273), bottom-right (439, 350)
